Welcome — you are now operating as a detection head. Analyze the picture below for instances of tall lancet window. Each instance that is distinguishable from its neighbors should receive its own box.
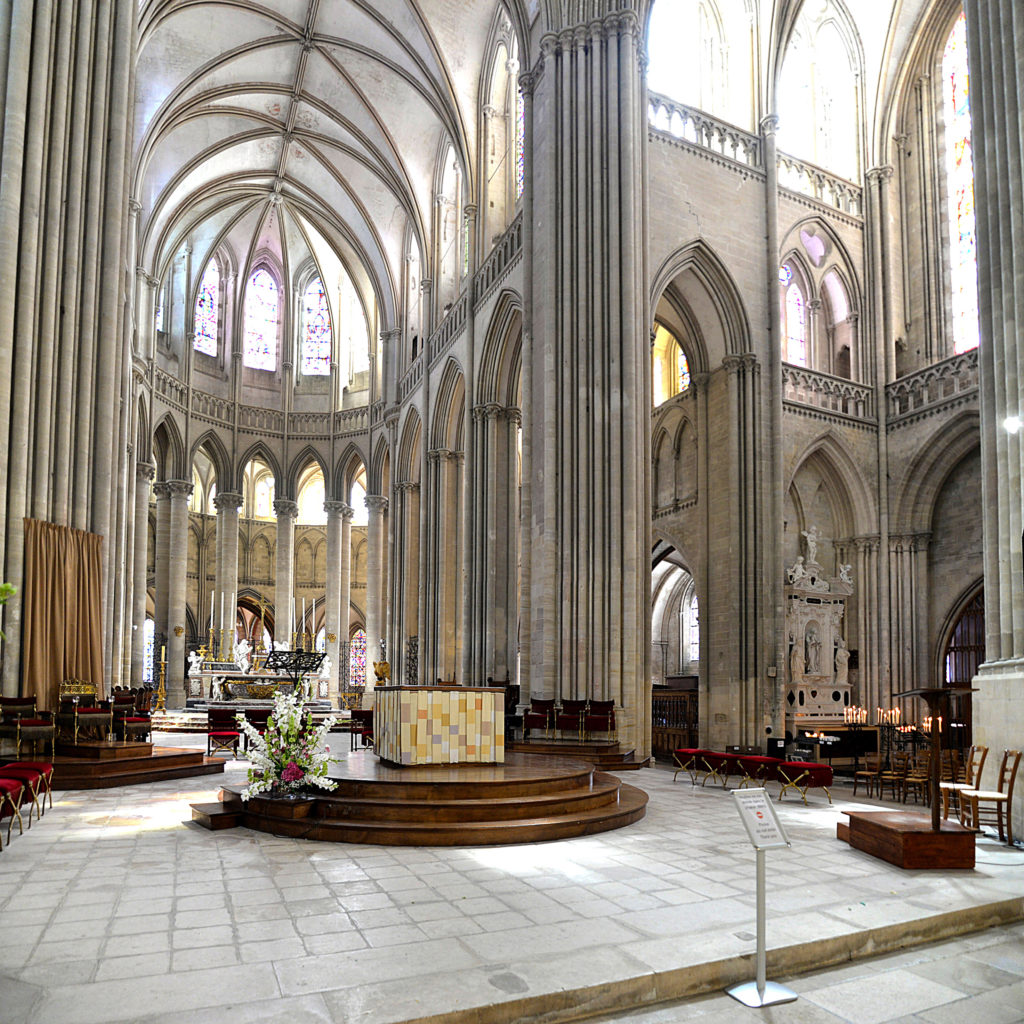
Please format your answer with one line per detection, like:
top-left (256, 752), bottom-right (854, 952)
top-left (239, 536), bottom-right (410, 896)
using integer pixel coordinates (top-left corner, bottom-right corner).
top-left (301, 277), bottom-right (331, 375)
top-left (193, 260), bottom-right (219, 355)
top-left (780, 266), bottom-right (807, 366)
top-left (942, 11), bottom-right (979, 354)
top-left (243, 267), bottom-right (279, 370)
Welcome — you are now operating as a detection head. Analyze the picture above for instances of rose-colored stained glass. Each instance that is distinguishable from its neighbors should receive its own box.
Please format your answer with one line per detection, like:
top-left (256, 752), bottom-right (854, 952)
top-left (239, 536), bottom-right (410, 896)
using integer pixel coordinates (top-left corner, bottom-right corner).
top-left (301, 277), bottom-right (331, 375)
top-left (243, 268), bottom-right (279, 370)
top-left (194, 260), bottom-right (218, 355)
top-left (350, 628), bottom-right (367, 687)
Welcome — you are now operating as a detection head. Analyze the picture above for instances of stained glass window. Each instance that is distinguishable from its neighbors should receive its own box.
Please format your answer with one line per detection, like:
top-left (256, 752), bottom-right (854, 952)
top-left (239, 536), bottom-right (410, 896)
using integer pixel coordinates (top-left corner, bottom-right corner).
top-left (243, 267), bottom-right (279, 370)
top-left (301, 277), bottom-right (331, 375)
top-left (143, 618), bottom-right (155, 683)
top-left (193, 260), bottom-right (219, 355)
top-left (677, 346), bottom-right (691, 393)
top-left (155, 291), bottom-right (165, 333)
top-left (785, 283), bottom-right (807, 366)
top-left (687, 593), bottom-right (699, 663)
top-left (350, 627), bottom-right (367, 687)
top-left (942, 12), bottom-right (979, 354)
top-left (254, 475), bottom-right (274, 519)
top-left (515, 88), bottom-right (525, 200)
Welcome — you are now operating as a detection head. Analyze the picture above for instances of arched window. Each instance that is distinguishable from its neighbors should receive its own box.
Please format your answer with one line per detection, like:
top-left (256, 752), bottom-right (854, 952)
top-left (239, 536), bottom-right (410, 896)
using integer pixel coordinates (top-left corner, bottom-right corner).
top-left (651, 323), bottom-right (691, 405)
top-left (942, 12), bottom-right (979, 354)
top-left (349, 476), bottom-right (368, 526)
top-left (349, 627), bottom-right (367, 687)
top-left (193, 260), bottom-right (219, 355)
top-left (143, 618), bottom-right (155, 683)
top-left (687, 592), bottom-right (700, 664)
top-left (243, 267), bottom-right (279, 370)
top-left (297, 466), bottom-right (327, 524)
top-left (780, 266), bottom-right (807, 366)
top-left (301, 277), bottom-right (331, 375)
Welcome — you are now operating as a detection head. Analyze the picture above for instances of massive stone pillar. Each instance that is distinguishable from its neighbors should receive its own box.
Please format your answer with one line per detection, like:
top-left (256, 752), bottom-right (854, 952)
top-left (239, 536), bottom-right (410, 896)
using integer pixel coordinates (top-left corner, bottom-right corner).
top-left (131, 463), bottom-right (154, 684)
top-left (166, 480), bottom-right (192, 697)
top-left (392, 482), bottom-right (420, 684)
top-left (153, 482), bottom-right (172, 643)
top-left (963, 1), bottom-right (1024, 838)
top-left (324, 500), bottom-right (352, 705)
top-left (339, 502), bottom-right (354, 690)
top-left (521, 5), bottom-right (650, 752)
top-left (274, 499), bottom-right (298, 644)
top-left (214, 491), bottom-right (243, 636)
top-left (364, 495), bottom-right (389, 692)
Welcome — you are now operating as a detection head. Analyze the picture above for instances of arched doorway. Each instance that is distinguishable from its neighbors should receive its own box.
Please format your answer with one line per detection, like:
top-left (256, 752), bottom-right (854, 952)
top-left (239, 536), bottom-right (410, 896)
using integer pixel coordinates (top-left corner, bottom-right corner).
top-left (942, 588), bottom-right (983, 748)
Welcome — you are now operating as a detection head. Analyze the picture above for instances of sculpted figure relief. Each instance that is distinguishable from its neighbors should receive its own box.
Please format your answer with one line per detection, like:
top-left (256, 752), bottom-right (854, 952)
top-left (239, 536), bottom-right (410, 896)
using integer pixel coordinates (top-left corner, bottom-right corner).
top-left (834, 638), bottom-right (850, 686)
top-left (802, 524), bottom-right (819, 564)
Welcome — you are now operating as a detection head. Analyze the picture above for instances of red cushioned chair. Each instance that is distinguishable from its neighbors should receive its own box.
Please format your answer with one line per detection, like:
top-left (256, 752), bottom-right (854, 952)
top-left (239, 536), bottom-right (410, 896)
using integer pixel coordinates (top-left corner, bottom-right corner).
top-left (0, 764), bottom-right (45, 825)
top-left (206, 707), bottom-right (242, 757)
top-left (583, 700), bottom-right (616, 740)
top-left (0, 698), bottom-right (56, 759)
top-left (555, 699), bottom-right (587, 741)
top-left (673, 748), bottom-right (714, 784)
top-left (57, 695), bottom-right (112, 744)
top-left (0, 777), bottom-right (26, 850)
top-left (523, 698), bottom-right (556, 740)
top-left (350, 708), bottom-right (374, 750)
top-left (112, 698), bottom-right (152, 744)
top-left (777, 761), bottom-right (833, 805)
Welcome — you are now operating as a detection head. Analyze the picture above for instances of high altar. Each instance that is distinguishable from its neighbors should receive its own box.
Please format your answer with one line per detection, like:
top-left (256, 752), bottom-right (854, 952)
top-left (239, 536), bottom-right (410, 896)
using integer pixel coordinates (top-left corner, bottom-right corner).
top-left (374, 685), bottom-right (505, 766)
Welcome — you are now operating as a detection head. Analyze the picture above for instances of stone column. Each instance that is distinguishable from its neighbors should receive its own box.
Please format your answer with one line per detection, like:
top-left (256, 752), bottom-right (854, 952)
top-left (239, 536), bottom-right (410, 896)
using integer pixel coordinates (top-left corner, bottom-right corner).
top-left (274, 499), bottom-right (298, 644)
top-left (963, 0), bottom-right (1024, 838)
top-left (153, 481), bottom-right (172, 641)
top-left (324, 500), bottom-right (352, 706)
top-left (166, 480), bottom-right (192, 698)
top-left (214, 491), bottom-right (243, 635)
top-left (524, 8), bottom-right (650, 752)
top-left (339, 502), bottom-right (353, 689)
top-left (131, 463), bottom-right (154, 684)
top-left (364, 495), bottom-right (388, 692)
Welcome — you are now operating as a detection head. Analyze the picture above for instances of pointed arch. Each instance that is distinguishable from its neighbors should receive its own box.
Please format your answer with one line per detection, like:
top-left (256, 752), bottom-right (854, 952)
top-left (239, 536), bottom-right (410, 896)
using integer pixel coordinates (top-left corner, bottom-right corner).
top-left (190, 430), bottom-right (231, 491)
top-left (369, 436), bottom-right (391, 495)
top-left (650, 239), bottom-right (751, 362)
top-left (235, 442), bottom-right (283, 495)
top-left (431, 358), bottom-right (467, 449)
top-left (286, 445), bottom-right (329, 499)
top-left (786, 431), bottom-right (874, 539)
top-left (398, 406), bottom-right (423, 483)
top-left (477, 289), bottom-right (523, 407)
top-left (152, 415), bottom-right (185, 480)
top-left (333, 443), bottom-right (368, 502)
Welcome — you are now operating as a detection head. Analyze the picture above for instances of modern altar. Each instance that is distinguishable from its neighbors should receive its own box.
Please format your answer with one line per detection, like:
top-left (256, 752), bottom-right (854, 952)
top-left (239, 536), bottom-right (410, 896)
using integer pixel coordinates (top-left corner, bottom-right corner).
top-left (374, 685), bottom-right (505, 765)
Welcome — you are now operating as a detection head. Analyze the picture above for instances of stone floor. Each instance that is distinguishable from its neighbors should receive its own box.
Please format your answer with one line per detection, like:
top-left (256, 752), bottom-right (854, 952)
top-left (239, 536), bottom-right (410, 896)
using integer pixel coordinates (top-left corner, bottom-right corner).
top-left (1, 737), bottom-right (1022, 1024)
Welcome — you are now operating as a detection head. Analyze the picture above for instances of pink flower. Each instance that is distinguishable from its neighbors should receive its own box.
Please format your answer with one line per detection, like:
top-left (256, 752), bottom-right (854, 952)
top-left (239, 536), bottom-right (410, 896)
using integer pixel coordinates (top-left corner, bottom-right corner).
top-left (281, 761), bottom-right (304, 783)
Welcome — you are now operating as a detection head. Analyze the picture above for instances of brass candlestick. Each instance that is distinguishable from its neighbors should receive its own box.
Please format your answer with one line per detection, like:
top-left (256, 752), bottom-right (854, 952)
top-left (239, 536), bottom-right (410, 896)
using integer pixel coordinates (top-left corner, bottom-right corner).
top-left (156, 656), bottom-right (167, 712)
top-left (206, 627), bottom-right (215, 659)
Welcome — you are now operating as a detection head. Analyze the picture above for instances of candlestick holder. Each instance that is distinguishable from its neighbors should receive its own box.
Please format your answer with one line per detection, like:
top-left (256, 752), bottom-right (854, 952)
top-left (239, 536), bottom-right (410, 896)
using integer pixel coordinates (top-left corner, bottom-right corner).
top-left (206, 627), bottom-right (215, 661)
top-left (156, 657), bottom-right (167, 713)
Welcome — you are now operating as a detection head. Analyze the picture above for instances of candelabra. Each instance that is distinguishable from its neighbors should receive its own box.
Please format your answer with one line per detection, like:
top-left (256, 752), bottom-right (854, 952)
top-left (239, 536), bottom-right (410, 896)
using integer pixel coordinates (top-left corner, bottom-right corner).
top-left (156, 653), bottom-right (167, 713)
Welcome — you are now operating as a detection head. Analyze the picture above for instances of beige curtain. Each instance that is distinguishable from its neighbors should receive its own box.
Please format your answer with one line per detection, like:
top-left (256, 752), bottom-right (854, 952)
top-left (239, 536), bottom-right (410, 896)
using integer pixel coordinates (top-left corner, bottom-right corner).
top-left (22, 519), bottom-right (104, 711)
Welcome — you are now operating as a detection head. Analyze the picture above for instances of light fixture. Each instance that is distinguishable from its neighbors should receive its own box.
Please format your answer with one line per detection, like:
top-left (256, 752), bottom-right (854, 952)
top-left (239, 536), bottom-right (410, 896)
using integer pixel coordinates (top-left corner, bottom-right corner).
top-left (1004, 416), bottom-right (1022, 434)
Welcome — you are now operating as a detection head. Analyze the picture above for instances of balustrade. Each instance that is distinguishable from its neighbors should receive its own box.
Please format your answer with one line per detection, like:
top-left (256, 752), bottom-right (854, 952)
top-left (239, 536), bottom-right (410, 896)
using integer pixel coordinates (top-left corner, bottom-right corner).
top-left (887, 349), bottom-right (979, 421)
top-left (647, 92), bottom-right (762, 167)
top-left (783, 365), bottom-right (874, 421)
top-left (777, 152), bottom-right (863, 216)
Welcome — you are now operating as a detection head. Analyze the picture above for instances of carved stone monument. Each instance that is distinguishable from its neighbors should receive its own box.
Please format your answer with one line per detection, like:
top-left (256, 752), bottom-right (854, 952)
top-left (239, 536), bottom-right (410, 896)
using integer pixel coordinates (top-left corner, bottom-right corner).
top-left (784, 528), bottom-right (854, 731)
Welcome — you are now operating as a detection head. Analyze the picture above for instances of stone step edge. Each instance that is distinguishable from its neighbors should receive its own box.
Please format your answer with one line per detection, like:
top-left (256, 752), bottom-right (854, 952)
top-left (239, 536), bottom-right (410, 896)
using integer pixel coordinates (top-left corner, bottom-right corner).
top-left (393, 895), bottom-right (1024, 1024)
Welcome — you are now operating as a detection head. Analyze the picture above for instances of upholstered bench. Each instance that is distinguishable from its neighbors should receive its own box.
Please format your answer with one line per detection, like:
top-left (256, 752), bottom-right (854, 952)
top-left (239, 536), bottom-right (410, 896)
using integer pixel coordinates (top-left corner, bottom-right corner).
top-left (673, 748), bottom-right (715, 784)
top-left (736, 755), bottom-right (782, 789)
top-left (777, 761), bottom-right (833, 805)
top-left (0, 777), bottom-right (26, 849)
top-left (0, 764), bottom-right (46, 824)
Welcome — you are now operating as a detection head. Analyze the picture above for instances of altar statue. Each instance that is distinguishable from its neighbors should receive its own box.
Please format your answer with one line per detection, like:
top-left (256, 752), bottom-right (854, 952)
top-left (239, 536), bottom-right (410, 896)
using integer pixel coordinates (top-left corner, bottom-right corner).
top-left (187, 649), bottom-right (203, 676)
top-left (802, 524), bottom-right (819, 564)
top-left (787, 556), bottom-right (809, 584)
top-left (805, 625), bottom-right (822, 675)
top-left (789, 635), bottom-right (804, 683)
top-left (839, 563), bottom-right (854, 584)
top-left (834, 638), bottom-right (850, 686)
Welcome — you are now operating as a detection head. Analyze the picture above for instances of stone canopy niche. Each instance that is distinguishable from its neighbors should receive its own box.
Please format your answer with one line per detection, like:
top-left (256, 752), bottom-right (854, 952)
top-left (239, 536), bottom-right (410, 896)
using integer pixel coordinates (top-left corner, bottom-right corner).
top-left (784, 526), bottom-right (854, 728)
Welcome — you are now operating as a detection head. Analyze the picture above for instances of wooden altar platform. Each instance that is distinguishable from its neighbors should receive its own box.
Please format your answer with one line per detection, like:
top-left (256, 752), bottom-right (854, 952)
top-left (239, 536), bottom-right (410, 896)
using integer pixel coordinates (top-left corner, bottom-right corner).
top-left (44, 740), bottom-right (226, 789)
top-left (191, 750), bottom-right (647, 846)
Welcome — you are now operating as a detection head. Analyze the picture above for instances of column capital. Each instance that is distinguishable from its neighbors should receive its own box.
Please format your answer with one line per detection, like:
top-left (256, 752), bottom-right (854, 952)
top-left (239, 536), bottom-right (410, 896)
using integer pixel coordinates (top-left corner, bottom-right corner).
top-left (152, 481), bottom-right (172, 500)
top-left (273, 498), bottom-right (299, 519)
top-left (760, 114), bottom-right (780, 137)
top-left (136, 462), bottom-right (156, 482)
top-left (395, 481), bottom-right (420, 494)
top-left (213, 491), bottom-right (243, 511)
top-left (166, 479), bottom-right (193, 500)
top-left (365, 494), bottom-right (389, 514)
top-left (325, 500), bottom-right (354, 519)
top-left (866, 165), bottom-right (894, 185)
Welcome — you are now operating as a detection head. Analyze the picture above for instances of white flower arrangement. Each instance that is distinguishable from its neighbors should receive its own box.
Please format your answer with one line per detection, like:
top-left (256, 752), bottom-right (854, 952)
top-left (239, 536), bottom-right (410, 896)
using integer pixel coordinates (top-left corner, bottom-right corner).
top-left (236, 689), bottom-right (339, 801)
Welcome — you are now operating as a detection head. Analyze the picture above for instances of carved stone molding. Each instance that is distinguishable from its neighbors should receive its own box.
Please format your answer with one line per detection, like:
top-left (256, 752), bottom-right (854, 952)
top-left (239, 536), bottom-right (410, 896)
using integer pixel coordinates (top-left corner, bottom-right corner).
top-left (136, 462), bottom-right (156, 482)
top-left (365, 494), bottom-right (389, 514)
top-left (166, 479), bottom-right (194, 500)
top-left (213, 491), bottom-right (243, 511)
top-left (273, 498), bottom-right (299, 519)
top-left (324, 500), bottom-right (354, 518)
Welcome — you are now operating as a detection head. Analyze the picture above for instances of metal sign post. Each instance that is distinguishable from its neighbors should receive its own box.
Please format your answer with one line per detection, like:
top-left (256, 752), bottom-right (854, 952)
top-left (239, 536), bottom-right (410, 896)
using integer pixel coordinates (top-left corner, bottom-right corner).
top-left (726, 788), bottom-right (799, 1008)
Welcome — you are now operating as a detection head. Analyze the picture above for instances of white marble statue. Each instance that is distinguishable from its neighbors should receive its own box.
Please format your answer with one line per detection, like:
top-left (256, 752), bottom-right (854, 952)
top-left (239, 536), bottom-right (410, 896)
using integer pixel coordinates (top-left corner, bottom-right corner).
top-left (187, 649), bottom-right (203, 676)
top-left (790, 636), bottom-right (804, 683)
top-left (233, 638), bottom-right (251, 673)
top-left (319, 656), bottom-right (332, 681)
top-left (805, 625), bottom-right (821, 675)
top-left (839, 563), bottom-right (854, 584)
top-left (787, 556), bottom-right (809, 584)
top-left (802, 524), bottom-right (819, 564)
top-left (834, 638), bottom-right (850, 686)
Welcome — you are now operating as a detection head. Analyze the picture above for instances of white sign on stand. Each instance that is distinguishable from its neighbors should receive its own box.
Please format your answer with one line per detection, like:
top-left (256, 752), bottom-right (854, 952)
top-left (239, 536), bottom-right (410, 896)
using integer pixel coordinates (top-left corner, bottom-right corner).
top-left (726, 788), bottom-right (798, 1009)
top-left (733, 787), bottom-right (790, 850)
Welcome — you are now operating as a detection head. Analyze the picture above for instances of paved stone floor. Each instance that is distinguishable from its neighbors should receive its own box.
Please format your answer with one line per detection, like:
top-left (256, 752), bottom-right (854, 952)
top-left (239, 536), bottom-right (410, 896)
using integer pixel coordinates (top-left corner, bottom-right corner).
top-left (0, 737), bottom-right (1022, 1024)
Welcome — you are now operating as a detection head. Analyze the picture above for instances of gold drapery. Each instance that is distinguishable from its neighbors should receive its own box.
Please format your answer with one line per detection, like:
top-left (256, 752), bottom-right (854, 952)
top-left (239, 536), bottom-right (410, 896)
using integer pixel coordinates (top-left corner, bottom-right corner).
top-left (22, 519), bottom-right (104, 711)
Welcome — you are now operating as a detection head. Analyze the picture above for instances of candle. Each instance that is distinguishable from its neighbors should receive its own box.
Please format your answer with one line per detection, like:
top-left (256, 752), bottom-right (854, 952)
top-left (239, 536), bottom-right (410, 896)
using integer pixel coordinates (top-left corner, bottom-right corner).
top-left (160, 645), bottom-right (166, 662)
top-left (220, 592), bottom-right (224, 632)
top-left (209, 590), bottom-right (214, 627)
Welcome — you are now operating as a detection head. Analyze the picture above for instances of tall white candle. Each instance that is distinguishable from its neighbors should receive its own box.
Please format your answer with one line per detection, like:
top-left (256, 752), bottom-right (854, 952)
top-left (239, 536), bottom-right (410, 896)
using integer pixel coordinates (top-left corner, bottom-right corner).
top-left (220, 592), bottom-right (224, 633)
top-left (311, 597), bottom-right (316, 634)
top-left (209, 590), bottom-right (214, 628)
top-left (302, 597), bottom-right (307, 635)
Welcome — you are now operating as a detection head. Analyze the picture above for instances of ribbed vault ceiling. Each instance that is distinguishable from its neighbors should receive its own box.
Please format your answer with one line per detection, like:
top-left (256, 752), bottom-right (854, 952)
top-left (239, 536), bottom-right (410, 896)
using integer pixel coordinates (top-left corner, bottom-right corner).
top-left (134, 0), bottom-right (514, 326)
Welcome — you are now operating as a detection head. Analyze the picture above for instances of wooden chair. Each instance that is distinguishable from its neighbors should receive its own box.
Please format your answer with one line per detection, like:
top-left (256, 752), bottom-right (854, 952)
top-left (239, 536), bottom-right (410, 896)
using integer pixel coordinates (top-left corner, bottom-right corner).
top-left (878, 751), bottom-right (911, 802)
top-left (350, 708), bottom-right (374, 750)
top-left (903, 751), bottom-right (931, 805)
top-left (555, 699), bottom-right (587, 741)
top-left (961, 749), bottom-right (1021, 845)
top-left (852, 756), bottom-right (882, 798)
top-left (940, 744), bottom-right (988, 821)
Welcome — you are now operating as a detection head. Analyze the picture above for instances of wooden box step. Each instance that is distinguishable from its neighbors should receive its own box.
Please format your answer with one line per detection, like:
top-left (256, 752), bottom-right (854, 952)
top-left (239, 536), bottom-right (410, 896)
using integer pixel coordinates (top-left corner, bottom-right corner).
top-left (191, 802), bottom-right (241, 830)
top-left (55, 741), bottom-right (154, 760)
top-left (840, 810), bottom-right (975, 869)
top-left (53, 748), bottom-right (227, 789)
